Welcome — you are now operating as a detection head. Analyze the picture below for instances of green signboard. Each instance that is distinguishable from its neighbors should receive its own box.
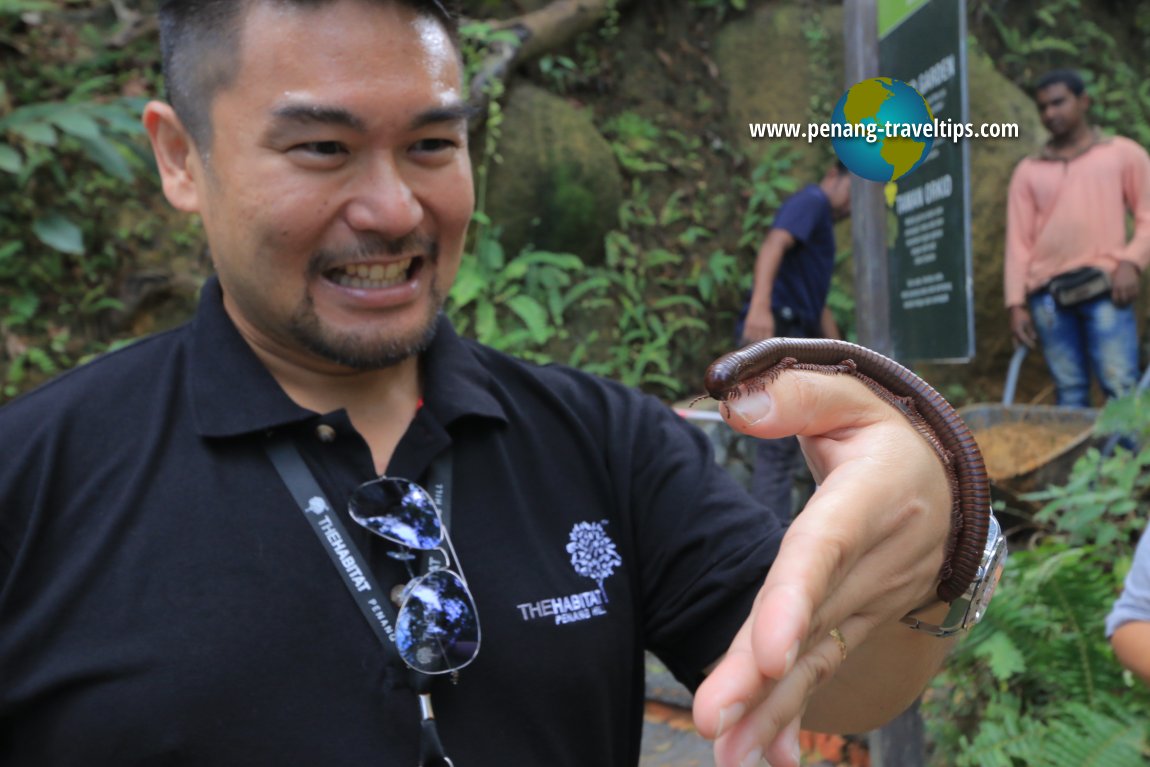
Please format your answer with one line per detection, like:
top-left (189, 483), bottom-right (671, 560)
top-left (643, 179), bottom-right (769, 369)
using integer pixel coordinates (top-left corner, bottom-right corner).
top-left (877, 0), bottom-right (930, 37)
top-left (879, 0), bottom-right (973, 362)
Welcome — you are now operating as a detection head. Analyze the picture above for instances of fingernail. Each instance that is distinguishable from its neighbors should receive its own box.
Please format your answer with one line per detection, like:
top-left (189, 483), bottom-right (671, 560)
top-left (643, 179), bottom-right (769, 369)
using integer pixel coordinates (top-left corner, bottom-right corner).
top-left (738, 747), bottom-right (763, 767)
top-left (727, 391), bottom-right (771, 426)
top-left (716, 701), bottom-right (746, 738)
top-left (785, 720), bottom-right (801, 764)
top-left (783, 641), bottom-right (799, 675)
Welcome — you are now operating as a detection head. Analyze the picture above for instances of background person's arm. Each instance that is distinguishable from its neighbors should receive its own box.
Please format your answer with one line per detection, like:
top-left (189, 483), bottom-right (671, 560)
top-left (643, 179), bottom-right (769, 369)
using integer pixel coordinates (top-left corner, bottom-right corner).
top-left (742, 228), bottom-right (795, 344)
top-left (1111, 621), bottom-right (1150, 686)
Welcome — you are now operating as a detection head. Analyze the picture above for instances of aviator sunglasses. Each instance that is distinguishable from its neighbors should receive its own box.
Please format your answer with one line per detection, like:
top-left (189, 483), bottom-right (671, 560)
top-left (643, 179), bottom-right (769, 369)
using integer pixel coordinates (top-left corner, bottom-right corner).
top-left (348, 477), bottom-right (480, 674)
top-left (348, 476), bottom-right (479, 767)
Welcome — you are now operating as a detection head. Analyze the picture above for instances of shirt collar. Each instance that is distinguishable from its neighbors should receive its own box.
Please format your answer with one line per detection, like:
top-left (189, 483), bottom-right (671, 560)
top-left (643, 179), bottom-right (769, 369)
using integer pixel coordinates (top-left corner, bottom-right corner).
top-left (187, 276), bottom-right (507, 438)
top-left (1037, 128), bottom-right (1112, 161)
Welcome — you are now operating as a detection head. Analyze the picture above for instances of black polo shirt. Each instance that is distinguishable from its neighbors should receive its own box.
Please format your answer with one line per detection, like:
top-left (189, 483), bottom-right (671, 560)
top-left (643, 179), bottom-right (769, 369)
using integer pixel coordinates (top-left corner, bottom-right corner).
top-left (0, 278), bottom-right (783, 766)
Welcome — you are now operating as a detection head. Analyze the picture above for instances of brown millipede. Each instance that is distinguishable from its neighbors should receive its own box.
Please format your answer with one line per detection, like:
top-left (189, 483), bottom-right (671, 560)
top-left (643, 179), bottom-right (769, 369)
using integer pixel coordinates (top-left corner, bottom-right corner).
top-left (703, 337), bottom-right (990, 605)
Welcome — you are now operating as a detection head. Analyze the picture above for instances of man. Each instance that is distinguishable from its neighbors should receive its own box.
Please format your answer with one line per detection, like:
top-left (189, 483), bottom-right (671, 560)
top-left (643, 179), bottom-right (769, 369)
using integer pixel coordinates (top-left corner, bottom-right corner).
top-left (737, 161), bottom-right (852, 524)
top-left (1004, 68), bottom-right (1150, 406)
top-left (0, 2), bottom-right (962, 766)
top-left (1107, 531), bottom-right (1150, 687)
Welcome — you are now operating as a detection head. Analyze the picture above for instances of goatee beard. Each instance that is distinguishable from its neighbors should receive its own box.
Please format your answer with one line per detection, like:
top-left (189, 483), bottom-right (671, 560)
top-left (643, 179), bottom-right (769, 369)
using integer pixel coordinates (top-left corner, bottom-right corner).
top-left (289, 234), bottom-right (443, 370)
top-left (287, 293), bottom-right (444, 371)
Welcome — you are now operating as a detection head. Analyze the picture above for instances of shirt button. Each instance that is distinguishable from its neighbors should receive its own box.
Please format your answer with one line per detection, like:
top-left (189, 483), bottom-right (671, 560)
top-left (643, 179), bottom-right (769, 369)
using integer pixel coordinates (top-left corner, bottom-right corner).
top-left (315, 424), bottom-right (337, 443)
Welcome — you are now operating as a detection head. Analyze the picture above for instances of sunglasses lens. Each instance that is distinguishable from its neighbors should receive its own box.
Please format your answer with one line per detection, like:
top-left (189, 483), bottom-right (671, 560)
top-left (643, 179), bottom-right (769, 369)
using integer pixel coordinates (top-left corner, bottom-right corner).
top-left (349, 479), bottom-right (443, 550)
top-left (397, 569), bottom-right (480, 673)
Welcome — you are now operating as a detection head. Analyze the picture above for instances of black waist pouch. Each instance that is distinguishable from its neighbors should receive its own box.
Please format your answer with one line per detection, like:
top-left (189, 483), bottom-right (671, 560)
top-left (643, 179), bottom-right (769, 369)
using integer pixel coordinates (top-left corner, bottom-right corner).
top-left (1046, 267), bottom-right (1110, 308)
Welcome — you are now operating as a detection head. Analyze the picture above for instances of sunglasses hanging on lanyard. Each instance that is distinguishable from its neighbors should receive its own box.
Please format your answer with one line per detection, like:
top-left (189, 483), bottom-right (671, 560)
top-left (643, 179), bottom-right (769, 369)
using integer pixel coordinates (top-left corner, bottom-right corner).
top-left (265, 437), bottom-right (479, 767)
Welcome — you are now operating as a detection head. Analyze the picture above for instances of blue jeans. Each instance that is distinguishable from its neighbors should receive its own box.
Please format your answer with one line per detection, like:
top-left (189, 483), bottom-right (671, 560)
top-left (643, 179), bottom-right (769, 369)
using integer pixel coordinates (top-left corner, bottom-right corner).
top-left (752, 434), bottom-right (803, 527)
top-left (740, 310), bottom-right (818, 526)
top-left (1028, 290), bottom-right (1140, 406)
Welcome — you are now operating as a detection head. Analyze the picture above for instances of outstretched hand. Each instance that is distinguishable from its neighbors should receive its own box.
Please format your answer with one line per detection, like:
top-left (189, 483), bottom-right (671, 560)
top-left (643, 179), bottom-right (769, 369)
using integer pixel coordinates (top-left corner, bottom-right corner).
top-left (692, 366), bottom-right (955, 767)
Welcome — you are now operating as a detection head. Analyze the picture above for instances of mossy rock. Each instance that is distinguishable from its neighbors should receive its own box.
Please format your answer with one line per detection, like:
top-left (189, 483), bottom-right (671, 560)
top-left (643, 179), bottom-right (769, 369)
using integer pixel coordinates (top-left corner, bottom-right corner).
top-left (715, 1), bottom-right (845, 180)
top-left (482, 84), bottom-right (622, 263)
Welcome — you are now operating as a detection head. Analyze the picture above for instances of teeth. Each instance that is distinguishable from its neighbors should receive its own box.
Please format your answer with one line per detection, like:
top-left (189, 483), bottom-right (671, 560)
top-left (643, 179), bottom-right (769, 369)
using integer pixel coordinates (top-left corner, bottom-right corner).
top-left (331, 257), bottom-right (413, 288)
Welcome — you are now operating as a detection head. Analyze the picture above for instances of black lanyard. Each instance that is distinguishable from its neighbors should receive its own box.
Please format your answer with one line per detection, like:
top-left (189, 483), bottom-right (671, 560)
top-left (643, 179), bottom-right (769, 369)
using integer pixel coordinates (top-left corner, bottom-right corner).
top-left (264, 436), bottom-right (456, 766)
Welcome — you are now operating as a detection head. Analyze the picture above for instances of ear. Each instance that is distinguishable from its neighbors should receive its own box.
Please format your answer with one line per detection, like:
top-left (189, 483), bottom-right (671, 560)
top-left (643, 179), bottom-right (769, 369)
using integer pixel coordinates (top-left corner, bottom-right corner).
top-left (143, 100), bottom-right (204, 213)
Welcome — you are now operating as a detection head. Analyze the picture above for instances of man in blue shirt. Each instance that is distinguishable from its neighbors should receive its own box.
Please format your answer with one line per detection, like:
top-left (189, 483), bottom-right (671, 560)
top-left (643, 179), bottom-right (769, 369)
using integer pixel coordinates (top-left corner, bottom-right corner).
top-left (737, 161), bottom-right (852, 524)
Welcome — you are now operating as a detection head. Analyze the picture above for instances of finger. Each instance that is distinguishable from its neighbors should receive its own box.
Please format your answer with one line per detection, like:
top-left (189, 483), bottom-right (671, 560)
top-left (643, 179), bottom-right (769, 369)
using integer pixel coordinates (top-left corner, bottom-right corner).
top-left (708, 617), bottom-right (868, 767)
top-left (693, 615), bottom-right (768, 740)
top-left (694, 451), bottom-right (943, 739)
top-left (764, 718), bottom-right (803, 767)
top-left (743, 454), bottom-right (926, 673)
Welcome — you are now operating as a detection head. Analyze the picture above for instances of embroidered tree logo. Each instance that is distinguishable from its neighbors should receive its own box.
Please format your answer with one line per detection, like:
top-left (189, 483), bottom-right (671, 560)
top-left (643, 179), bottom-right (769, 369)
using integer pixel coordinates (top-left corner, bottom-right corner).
top-left (566, 520), bottom-right (622, 603)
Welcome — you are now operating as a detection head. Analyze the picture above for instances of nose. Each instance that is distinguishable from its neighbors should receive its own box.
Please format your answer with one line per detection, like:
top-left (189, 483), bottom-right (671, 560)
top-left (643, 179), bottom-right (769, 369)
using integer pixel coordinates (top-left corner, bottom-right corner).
top-left (344, 154), bottom-right (424, 237)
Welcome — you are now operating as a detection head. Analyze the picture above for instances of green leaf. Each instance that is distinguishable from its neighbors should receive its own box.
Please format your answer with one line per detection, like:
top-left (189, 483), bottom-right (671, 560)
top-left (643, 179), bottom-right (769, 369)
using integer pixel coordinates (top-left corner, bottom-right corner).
top-left (10, 120), bottom-right (57, 146)
top-left (0, 142), bottom-right (21, 173)
top-left (644, 249), bottom-right (682, 268)
top-left (506, 295), bottom-right (551, 344)
top-left (972, 632), bottom-right (1027, 681)
top-left (68, 75), bottom-right (117, 100)
top-left (49, 108), bottom-right (102, 141)
top-left (652, 295), bottom-right (704, 311)
top-left (677, 225), bottom-right (713, 245)
top-left (0, 241), bottom-right (22, 263)
top-left (4, 292), bottom-right (40, 325)
top-left (448, 262), bottom-right (484, 309)
top-left (475, 301), bottom-right (496, 342)
top-left (91, 103), bottom-right (145, 135)
top-left (32, 211), bottom-right (84, 255)
top-left (0, 0), bottom-right (55, 14)
top-left (516, 251), bottom-right (585, 271)
top-left (74, 135), bottom-right (133, 181)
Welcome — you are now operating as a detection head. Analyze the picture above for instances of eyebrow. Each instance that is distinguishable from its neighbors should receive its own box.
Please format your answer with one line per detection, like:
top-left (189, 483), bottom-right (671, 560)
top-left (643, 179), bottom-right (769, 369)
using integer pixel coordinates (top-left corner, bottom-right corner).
top-left (268, 102), bottom-right (480, 133)
top-left (270, 104), bottom-right (368, 132)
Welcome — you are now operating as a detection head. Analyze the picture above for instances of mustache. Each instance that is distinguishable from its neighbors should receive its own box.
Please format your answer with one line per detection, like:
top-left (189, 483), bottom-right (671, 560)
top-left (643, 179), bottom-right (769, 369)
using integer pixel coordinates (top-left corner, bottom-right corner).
top-left (309, 233), bottom-right (437, 275)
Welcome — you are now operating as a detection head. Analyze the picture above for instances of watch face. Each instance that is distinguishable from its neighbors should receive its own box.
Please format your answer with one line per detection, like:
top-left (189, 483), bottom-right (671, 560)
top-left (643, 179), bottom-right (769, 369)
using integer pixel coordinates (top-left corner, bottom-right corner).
top-left (968, 515), bottom-right (1006, 626)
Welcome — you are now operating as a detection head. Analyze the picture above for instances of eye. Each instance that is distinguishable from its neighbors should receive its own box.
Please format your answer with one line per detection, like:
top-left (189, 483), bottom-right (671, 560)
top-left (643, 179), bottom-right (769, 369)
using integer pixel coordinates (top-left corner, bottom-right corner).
top-left (410, 137), bottom-right (458, 154)
top-left (294, 141), bottom-right (348, 156)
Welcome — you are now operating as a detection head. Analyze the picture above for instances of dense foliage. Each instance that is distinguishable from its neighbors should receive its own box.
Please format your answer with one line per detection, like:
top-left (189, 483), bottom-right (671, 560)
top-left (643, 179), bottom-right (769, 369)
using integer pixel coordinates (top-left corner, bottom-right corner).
top-left (0, 4), bottom-right (180, 397)
top-left (923, 392), bottom-right (1150, 765)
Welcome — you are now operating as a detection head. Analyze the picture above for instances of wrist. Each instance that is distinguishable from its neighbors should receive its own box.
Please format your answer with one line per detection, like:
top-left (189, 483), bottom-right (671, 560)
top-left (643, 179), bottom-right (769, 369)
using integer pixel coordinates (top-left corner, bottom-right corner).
top-left (902, 514), bottom-right (1006, 637)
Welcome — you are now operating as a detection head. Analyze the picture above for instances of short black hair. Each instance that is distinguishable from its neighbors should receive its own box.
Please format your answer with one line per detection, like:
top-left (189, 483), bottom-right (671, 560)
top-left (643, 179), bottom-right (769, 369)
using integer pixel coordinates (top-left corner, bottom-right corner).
top-left (1034, 68), bottom-right (1086, 97)
top-left (158, 0), bottom-right (459, 151)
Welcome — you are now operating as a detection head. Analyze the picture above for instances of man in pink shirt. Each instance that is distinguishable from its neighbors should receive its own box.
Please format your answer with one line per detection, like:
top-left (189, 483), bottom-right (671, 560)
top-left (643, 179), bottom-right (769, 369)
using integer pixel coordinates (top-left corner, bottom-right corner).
top-left (1004, 69), bottom-right (1150, 406)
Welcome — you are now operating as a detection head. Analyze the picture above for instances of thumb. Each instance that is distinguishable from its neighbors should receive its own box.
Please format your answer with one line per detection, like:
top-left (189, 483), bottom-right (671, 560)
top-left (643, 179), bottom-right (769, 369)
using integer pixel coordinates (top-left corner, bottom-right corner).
top-left (720, 367), bottom-right (899, 442)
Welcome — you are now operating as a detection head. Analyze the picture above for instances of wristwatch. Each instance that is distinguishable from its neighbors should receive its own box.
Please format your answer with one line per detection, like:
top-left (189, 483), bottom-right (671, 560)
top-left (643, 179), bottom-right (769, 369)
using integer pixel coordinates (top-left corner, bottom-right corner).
top-left (900, 513), bottom-right (1006, 637)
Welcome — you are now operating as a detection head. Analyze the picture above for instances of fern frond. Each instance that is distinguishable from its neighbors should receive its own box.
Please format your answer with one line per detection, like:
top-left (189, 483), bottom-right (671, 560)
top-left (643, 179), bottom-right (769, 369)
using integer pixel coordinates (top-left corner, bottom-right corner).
top-left (1034, 702), bottom-right (1147, 767)
top-left (956, 696), bottom-right (1046, 767)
